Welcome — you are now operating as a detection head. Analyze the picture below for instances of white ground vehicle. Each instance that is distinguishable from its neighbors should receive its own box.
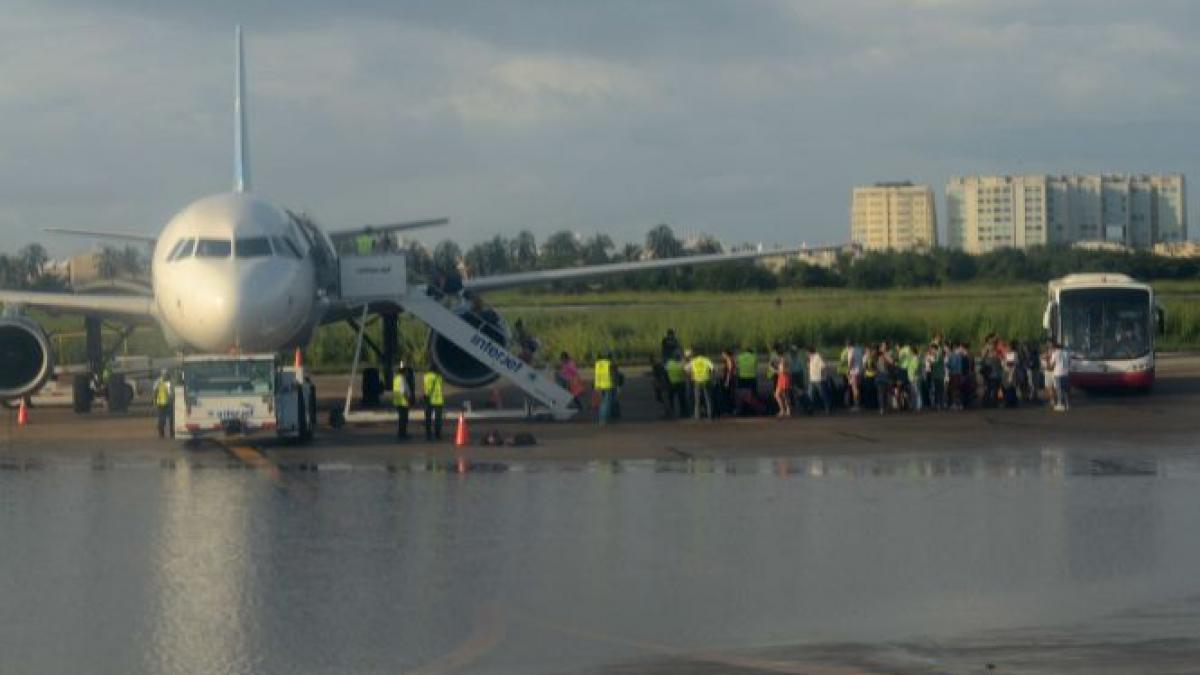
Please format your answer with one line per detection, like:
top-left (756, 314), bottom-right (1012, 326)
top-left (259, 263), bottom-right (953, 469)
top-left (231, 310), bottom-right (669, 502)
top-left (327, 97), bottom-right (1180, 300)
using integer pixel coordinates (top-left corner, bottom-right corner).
top-left (175, 353), bottom-right (316, 442)
top-left (1043, 274), bottom-right (1164, 391)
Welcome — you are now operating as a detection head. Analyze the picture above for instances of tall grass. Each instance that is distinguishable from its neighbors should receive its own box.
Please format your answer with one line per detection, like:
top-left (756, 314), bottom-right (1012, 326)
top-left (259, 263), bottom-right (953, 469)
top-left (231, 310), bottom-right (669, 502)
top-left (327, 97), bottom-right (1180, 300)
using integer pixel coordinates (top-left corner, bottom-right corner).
top-left (33, 281), bottom-right (1200, 369)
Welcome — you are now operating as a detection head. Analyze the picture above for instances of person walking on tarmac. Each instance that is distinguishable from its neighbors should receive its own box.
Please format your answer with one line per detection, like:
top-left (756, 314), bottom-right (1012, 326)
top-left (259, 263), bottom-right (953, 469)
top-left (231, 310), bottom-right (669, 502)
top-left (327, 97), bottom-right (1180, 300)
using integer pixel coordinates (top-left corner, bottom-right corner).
top-left (422, 367), bottom-right (445, 440)
top-left (684, 349), bottom-right (716, 420)
top-left (734, 345), bottom-right (758, 415)
top-left (665, 351), bottom-right (687, 417)
top-left (593, 351), bottom-right (616, 425)
top-left (661, 328), bottom-right (681, 362)
top-left (393, 361), bottom-right (415, 440)
top-left (153, 370), bottom-right (173, 438)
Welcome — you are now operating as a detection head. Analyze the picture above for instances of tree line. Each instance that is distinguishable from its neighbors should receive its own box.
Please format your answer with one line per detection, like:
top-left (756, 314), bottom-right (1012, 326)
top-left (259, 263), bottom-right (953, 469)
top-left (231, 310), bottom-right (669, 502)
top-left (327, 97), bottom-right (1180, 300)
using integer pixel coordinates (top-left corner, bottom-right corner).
top-left (410, 224), bottom-right (1200, 292)
top-left (0, 243), bottom-right (147, 290)
top-left (3, 224), bottom-right (1197, 293)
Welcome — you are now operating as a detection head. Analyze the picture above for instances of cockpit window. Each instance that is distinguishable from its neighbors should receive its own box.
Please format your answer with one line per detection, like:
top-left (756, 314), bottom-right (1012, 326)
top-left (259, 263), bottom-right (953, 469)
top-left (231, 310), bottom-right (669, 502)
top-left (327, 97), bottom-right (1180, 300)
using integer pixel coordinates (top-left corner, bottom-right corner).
top-left (175, 239), bottom-right (196, 260)
top-left (235, 237), bottom-right (273, 258)
top-left (166, 238), bottom-right (188, 261)
top-left (272, 236), bottom-right (303, 259)
top-left (195, 239), bottom-right (232, 258)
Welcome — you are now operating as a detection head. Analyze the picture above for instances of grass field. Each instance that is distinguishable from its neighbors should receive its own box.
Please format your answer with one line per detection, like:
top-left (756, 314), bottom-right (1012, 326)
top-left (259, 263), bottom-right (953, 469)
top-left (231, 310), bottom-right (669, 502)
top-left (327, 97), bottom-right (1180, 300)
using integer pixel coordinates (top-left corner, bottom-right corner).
top-left (32, 280), bottom-right (1200, 369)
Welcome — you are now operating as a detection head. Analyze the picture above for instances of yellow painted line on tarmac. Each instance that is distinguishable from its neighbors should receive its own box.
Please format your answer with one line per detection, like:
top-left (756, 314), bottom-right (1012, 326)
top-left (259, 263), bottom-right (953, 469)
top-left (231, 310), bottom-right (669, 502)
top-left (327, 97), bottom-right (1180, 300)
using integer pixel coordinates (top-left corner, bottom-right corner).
top-left (408, 602), bottom-right (505, 675)
top-left (520, 612), bottom-right (870, 675)
top-left (224, 444), bottom-right (282, 482)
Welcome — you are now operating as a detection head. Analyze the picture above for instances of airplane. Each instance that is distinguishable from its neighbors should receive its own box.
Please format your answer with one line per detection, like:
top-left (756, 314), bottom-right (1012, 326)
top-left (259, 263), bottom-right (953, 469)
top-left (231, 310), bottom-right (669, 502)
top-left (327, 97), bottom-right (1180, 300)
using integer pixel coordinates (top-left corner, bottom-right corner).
top-left (0, 27), bottom-right (796, 410)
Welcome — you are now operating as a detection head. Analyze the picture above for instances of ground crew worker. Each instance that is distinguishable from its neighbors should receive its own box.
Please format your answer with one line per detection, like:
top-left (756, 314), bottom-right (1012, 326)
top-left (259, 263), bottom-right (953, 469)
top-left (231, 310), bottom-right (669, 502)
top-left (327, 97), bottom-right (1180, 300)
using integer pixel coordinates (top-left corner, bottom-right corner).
top-left (422, 368), bottom-right (445, 440)
top-left (153, 369), bottom-right (172, 438)
top-left (355, 229), bottom-right (375, 256)
top-left (735, 346), bottom-right (757, 414)
top-left (594, 351), bottom-right (615, 425)
top-left (685, 348), bottom-right (716, 420)
top-left (393, 361), bottom-right (415, 440)
top-left (665, 351), bottom-right (687, 417)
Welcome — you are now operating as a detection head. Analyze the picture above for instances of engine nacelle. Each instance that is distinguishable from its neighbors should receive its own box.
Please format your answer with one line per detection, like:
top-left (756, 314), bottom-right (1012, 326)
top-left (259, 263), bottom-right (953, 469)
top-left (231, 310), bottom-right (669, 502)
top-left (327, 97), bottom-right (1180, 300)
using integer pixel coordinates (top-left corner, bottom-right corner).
top-left (426, 306), bottom-right (511, 388)
top-left (0, 315), bottom-right (53, 400)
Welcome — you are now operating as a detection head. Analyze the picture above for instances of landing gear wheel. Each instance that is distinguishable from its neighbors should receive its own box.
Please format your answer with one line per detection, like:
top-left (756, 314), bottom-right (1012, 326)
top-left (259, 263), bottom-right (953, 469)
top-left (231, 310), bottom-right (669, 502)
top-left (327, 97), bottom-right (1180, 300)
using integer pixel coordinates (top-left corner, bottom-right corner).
top-left (73, 375), bottom-right (94, 414)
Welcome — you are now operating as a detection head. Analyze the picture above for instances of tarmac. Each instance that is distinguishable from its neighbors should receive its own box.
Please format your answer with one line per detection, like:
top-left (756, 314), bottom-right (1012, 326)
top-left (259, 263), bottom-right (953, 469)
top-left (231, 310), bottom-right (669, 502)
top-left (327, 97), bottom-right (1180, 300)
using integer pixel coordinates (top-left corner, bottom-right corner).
top-left (3, 353), bottom-right (1199, 468)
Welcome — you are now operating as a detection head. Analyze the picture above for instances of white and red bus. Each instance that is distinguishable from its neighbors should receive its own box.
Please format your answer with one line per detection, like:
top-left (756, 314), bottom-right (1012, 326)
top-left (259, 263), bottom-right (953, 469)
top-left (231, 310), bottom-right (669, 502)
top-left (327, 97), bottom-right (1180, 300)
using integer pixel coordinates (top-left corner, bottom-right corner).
top-left (1043, 273), bottom-right (1164, 391)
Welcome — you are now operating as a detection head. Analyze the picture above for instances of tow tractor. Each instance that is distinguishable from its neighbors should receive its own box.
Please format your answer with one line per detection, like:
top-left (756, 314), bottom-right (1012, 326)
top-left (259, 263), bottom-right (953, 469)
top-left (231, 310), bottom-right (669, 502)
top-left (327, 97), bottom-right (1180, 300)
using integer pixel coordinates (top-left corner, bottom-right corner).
top-left (174, 353), bottom-right (316, 442)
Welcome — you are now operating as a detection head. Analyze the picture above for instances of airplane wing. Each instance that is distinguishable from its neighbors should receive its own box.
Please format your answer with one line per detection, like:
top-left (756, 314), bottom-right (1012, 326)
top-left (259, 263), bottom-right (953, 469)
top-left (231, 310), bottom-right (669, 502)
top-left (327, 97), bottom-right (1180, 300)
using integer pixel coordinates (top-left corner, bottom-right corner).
top-left (462, 248), bottom-right (798, 293)
top-left (327, 218), bottom-right (449, 245)
top-left (0, 290), bottom-right (156, 319)
top-left (45, 228), bottom-right (157, 244)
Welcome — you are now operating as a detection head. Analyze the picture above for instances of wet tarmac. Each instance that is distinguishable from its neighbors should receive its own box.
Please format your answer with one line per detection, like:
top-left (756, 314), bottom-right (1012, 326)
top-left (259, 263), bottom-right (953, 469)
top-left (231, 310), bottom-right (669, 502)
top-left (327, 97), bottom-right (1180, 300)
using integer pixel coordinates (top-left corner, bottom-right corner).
top-left (3, 443), bottom-right (1200, 674)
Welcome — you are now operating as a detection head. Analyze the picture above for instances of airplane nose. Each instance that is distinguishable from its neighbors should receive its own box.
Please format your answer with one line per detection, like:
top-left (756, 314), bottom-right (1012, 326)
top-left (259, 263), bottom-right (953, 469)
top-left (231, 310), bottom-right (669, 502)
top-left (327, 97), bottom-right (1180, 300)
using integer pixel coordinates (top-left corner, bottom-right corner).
top-left (186, 268), bottom-right (242, 352)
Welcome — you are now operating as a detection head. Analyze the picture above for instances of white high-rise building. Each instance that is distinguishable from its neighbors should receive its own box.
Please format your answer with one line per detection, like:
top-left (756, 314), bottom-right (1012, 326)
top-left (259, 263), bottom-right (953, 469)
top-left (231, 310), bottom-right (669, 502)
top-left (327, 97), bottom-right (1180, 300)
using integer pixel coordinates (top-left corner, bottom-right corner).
top-left (849, 182), bottom-right (937, 251)
top-left (946, 174), bottom-right (1186, 253)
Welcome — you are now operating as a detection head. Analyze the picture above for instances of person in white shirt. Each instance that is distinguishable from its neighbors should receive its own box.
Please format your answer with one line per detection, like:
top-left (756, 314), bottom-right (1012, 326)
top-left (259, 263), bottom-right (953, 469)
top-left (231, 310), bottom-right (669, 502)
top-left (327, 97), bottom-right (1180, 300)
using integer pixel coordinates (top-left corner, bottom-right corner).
top-left (1049, 341), bottom-right (1071, 411)
top-left (807, 346), bottom-right (830, 413)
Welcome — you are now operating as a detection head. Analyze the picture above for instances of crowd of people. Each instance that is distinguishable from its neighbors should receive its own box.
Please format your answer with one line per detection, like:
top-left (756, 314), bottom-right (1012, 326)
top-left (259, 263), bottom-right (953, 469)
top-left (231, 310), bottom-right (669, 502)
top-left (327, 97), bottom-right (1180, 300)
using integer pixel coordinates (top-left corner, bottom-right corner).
top-left (570, 329), bottom-right (1076, 425)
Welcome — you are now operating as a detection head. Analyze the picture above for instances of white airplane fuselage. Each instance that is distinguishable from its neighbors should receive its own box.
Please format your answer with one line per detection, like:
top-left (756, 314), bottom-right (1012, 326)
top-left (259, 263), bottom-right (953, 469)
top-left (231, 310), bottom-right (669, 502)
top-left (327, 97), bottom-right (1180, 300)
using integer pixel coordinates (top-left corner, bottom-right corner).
top-left (151, 192), bottom-right (320, 353)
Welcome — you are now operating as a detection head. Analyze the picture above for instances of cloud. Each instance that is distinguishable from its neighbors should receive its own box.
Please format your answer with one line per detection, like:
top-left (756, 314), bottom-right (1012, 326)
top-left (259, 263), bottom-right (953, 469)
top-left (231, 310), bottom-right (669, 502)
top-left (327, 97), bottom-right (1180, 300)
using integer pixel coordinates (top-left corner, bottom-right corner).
top-left (1, 0), bottom-right (1198, 256)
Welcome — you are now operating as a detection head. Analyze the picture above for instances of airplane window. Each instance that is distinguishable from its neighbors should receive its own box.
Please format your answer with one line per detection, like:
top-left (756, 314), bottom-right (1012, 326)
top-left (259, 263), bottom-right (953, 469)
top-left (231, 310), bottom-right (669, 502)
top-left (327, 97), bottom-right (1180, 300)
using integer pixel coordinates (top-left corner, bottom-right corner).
top-left (175, 239), bottom-right (196, 260)
top-left (273, 236), bottom-right (303, 259)
top-left (195, 239), bottom-right (232, 258)
top-left (235, 237), bottom-right (273, 258)
top-left (166, 239), bottom-right (188, 262)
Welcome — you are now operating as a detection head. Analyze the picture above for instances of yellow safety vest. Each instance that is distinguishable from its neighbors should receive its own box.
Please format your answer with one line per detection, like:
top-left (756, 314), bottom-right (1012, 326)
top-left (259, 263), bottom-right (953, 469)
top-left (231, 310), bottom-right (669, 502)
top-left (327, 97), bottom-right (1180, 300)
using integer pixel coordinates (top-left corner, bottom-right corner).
top-left (153, 380), bottom-right (170, 407)
top-left (736, 351), bottom-right (756, 379)
top-left (665, 359), bottom-right (684, 385)
top-left (691, 356), bottom-right (714, 384)
top-left (423, 372), bottom-right (444, 406)
top-left (355, 234), bottom-right (373, 256)
top-left (393, 375), bottom-right (409, 407)
top-left (594, 359), bottom-right (613, 391)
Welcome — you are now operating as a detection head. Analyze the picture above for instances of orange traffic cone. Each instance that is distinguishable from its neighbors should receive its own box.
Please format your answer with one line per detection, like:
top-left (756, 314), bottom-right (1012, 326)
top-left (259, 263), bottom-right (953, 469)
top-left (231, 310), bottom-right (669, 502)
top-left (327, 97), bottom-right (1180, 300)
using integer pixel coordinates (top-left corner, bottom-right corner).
top-left (17, 399), bottom-right (28, 426)
top-left (454, 411), bottom-right (470, 447)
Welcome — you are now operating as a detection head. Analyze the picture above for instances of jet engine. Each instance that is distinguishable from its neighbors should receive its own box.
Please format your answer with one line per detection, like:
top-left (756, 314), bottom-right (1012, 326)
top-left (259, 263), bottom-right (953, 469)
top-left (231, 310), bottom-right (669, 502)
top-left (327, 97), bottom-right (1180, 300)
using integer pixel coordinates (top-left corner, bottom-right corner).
top-left (425, 305), bottom-right (511, 388)
top-left (0, 315), bottom-right (53, 400)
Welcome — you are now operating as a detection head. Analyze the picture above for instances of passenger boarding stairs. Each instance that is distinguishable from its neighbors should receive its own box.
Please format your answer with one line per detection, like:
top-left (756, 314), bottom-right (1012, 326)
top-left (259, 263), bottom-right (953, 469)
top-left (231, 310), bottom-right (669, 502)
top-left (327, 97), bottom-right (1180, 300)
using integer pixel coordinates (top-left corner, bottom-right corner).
top-left (401, 289), bottom-right (577, 420)
top-left (338, 252), bottom-right (577, 421)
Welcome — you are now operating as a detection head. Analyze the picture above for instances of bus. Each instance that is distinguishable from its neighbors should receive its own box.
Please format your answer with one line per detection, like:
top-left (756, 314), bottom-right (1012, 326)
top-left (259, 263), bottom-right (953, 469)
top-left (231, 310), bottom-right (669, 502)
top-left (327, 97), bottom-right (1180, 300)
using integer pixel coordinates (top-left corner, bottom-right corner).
top-left (1043, 274), bottom-right (1164, 391)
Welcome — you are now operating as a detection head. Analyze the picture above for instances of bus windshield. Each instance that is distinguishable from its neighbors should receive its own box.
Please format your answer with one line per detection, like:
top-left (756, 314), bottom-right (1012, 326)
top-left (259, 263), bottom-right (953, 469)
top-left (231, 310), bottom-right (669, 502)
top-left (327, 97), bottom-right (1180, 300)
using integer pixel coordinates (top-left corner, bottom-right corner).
top-left (1060, 288), bottom-right (1151, 360)
top-left (184, 359), bottom-right (275, 397)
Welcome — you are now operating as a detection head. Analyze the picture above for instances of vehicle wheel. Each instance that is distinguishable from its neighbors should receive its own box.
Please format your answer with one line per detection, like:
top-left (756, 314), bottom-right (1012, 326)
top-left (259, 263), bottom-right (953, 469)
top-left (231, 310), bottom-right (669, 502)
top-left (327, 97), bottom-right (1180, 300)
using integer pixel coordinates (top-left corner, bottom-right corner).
top-left (73, 375), bottom-right (94, 414)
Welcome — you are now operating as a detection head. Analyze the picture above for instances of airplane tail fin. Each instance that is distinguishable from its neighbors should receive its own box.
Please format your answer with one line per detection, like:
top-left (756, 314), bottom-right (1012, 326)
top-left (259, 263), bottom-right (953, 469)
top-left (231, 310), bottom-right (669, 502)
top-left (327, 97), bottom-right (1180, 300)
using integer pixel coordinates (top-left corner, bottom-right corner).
top-left (234, 25), bottom-right (250, 193)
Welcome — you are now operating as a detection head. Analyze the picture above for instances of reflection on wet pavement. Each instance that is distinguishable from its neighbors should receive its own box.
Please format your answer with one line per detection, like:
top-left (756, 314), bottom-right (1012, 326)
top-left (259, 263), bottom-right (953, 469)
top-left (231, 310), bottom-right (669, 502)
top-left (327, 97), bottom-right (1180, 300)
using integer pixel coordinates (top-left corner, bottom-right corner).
top-left (1, 444), bottom-right (1199, 674)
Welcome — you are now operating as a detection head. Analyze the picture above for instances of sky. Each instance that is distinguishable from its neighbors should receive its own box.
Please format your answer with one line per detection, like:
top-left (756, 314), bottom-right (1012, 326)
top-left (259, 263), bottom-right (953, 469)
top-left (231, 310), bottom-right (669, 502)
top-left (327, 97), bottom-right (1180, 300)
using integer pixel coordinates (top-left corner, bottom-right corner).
top-left (1, 0), bottom-right (1198, 256)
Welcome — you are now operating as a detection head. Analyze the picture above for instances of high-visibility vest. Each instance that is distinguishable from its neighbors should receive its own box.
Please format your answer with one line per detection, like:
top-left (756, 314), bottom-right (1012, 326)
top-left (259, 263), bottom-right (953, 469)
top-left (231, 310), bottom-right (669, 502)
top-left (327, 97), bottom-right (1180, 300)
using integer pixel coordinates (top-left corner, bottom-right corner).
top-left (691, 356), bottom-right (715, 384)
top-left (665, 359), bottom-right (684, 385)
top-left (736, 351), bottom-right (757, 379)
top-left (153, 380), bottom-right (170, 407)
top-left (423, 372), bottom-right (444, 406)
top-left (393, 375), bottom-right (410, 407)
top-left (594, 359), bottom-right (613, 391)
top-left (355, 234), bottom-right (373, 256)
